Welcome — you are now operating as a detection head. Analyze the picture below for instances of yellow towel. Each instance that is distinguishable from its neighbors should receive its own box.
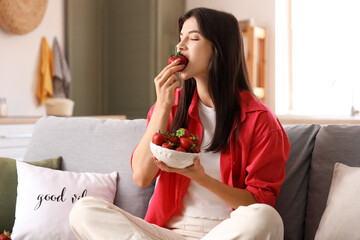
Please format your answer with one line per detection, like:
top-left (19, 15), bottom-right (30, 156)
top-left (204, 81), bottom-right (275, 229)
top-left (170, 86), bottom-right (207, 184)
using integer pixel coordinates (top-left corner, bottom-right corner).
top-left (36, 37), bottom-right (54, 105)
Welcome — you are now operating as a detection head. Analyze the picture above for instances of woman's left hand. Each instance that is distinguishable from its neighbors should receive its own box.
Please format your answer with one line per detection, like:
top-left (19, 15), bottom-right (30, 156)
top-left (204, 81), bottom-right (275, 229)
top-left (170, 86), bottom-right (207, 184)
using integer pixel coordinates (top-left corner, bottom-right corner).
top-left (153, 157), bottom-right (206, 183)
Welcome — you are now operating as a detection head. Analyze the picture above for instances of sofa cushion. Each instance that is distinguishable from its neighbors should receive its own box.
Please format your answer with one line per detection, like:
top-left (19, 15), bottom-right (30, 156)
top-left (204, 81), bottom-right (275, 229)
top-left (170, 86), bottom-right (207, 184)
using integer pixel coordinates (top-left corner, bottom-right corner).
top-left (305, 125), bottom-right (360, 240)
top-left (24, 116), bottom-right (154, 219)
top-left (0, 156), bottom-right (61, 232)
top-left (12, 161), bottom-right (117, 240)
top-left (314, 162), bottom-right (360, 240)
top-left (276, 124), bottom-right (321, 240)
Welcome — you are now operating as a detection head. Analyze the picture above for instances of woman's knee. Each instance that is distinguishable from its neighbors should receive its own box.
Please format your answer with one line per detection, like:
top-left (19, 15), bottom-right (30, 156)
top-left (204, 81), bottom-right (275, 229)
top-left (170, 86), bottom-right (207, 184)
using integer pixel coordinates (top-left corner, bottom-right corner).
top-left (69, 196), bottom-right (104, 228)
top-left (232, 203), bottom-right (284, 240)
top-left (244, 204), bottom-right (282, 224)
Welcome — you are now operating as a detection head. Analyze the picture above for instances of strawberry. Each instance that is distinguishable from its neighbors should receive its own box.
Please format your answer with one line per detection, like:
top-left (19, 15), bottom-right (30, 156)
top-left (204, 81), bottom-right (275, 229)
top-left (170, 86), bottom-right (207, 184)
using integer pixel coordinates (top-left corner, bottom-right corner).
top-left (167, 134), bottom-right (179, 145)
top-left (152, 132), bottom-right (167, 146)
top-left (180, 137), bottom-right (194, 150)
top-left (152, 128), bottom-right (200, 154)
top-left (175, 147), bottom-right (187, 152)
top-left (168, 47), bottom-right (188, 71)
top-left (162, 142), bottom-right (174, 150)
top-left (176, 128), bottom-right (192, 138)
top-left (0, 231), bottom-right (11, 240)
top-left (193, 139), bottom-right (201, 147)
top-left (190, 135), bottom-right (201, 147)
top-left (191, 146), bottom-right (200, 153)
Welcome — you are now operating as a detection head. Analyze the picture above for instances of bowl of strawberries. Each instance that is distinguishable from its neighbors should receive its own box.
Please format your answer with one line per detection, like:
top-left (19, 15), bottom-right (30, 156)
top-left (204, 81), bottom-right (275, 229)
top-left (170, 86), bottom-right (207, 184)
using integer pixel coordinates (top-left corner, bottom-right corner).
top-left (150, 128), bottom-right (200, 169)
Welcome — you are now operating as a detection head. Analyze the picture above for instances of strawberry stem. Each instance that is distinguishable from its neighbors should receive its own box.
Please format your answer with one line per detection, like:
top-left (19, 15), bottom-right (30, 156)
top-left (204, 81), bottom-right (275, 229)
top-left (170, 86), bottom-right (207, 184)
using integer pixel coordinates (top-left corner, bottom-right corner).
top-left (173, 46), bottom-right (183, 57)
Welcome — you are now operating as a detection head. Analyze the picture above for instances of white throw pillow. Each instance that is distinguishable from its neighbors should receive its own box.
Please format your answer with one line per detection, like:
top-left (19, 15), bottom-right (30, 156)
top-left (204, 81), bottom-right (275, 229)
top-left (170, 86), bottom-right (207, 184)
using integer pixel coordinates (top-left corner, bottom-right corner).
top-left (315, 162), bottom-right (360, 240)
top-left (12, 161), bottom-right (117, 240)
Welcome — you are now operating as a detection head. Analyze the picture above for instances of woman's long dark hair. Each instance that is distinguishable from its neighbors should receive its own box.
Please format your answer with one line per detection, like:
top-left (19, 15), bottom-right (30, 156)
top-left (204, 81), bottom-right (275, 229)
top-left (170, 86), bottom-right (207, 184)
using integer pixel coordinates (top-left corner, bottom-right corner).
top-left (170, 8), bottom-right (252, 152)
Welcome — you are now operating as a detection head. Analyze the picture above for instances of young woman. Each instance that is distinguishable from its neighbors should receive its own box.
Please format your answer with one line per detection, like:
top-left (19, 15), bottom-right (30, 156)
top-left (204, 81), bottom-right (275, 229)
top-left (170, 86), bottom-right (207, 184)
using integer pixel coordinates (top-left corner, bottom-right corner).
top-left (70, 8), bottom-right (290, 240)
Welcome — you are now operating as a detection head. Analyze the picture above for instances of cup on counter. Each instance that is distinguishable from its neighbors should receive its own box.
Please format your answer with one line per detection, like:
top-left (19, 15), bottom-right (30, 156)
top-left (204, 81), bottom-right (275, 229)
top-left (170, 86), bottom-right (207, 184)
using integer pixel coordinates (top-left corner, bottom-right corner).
top-left (0, 98), bottom-right (8, 117)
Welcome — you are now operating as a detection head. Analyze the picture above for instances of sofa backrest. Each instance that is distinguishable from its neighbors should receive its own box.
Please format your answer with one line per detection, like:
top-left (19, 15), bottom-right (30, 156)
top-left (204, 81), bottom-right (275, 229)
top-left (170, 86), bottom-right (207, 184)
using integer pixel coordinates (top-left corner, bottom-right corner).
top-left (24, 116), bottom-right (154, 219)
top-left (304, 125), bottom-right (360, 240)
top-left (279, 124), bottom-right (360, 240)
top-left (277, 124), bottom-right (321, 240)
top-left (24, 117), bottom-right (360, 240)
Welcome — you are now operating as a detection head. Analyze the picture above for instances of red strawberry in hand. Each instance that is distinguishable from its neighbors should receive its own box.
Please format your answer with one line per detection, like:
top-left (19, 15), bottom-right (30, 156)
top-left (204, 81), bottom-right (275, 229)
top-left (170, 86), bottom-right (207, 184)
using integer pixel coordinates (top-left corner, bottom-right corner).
top-left (168, 47), bottom-right (188, 71)
top-left (0, 231), bottom-right (11, 240)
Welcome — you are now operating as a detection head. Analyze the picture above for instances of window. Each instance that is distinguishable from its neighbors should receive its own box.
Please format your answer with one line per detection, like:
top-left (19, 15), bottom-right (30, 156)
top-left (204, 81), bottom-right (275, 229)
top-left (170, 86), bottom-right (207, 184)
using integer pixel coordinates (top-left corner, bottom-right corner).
top-left (276, 0), bottom-right (360, 117)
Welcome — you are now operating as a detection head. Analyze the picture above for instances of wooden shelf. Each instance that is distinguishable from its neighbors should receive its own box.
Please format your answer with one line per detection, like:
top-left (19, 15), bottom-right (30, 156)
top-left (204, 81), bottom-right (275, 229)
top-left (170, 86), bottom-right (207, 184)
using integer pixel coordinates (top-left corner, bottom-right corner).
top-left (240, 24), bottom-right (267, 102)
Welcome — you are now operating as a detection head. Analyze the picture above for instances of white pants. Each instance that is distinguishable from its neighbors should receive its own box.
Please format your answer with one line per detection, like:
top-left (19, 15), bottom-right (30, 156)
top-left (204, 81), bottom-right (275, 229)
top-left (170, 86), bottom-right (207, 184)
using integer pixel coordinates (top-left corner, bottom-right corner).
top-left (69, 197), bottom-right (283, 240)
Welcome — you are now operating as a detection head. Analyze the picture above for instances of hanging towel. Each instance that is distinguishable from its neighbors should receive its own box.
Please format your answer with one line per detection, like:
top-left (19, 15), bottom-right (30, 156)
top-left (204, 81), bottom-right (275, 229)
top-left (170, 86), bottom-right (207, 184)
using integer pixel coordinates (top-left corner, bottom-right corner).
top-left (52, 37), bottom-right (71, 98)
top-left (36, 37), bottom-right (53, 105)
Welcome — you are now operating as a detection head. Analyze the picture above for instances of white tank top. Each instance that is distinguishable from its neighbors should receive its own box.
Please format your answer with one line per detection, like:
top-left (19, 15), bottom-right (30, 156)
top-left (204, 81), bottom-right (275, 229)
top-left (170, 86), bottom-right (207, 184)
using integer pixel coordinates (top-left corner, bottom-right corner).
top-left (181, 100), bottom-right (232, 220)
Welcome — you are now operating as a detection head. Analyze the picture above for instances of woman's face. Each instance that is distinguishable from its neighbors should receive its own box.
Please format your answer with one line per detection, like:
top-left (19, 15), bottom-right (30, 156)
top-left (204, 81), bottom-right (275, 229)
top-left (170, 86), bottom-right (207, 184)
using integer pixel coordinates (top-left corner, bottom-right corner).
top-left (177, 17), bottom-right (213, 82)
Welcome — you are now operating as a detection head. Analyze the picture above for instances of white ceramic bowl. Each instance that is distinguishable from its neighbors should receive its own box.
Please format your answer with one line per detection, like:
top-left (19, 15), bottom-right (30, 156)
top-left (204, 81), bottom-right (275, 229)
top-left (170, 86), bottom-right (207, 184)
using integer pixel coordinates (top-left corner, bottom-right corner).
top-left (150, 142), bottom-right (200, 168)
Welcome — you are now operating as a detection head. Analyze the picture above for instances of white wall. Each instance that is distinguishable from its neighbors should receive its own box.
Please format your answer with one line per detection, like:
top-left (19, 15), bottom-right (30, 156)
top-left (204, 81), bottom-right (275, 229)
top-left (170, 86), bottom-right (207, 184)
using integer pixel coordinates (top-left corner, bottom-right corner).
top-left (0, 0), bottom-right (65, 116)
top-left (185, 0), bottom-right (276, 111)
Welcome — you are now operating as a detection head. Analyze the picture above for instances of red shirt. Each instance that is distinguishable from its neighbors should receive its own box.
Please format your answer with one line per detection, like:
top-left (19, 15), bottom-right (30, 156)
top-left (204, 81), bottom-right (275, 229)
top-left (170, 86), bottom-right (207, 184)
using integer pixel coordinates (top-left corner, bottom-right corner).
top-left (135, 88), bottom-right (290, 227)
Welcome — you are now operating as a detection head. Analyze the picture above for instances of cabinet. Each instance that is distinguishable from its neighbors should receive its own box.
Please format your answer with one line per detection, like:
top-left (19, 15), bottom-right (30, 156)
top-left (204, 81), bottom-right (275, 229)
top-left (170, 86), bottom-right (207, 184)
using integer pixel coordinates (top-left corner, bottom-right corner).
top-left (0, 115), bottom-right (126, 160)
top-left (0, 122), bottom-right (35, 160)
top-left (240, 23), bottom-right (267, 102)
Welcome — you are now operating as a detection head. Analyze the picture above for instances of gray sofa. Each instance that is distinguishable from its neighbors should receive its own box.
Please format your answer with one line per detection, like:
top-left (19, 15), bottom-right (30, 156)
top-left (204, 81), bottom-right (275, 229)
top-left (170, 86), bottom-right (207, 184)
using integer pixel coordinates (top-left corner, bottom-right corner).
top-left (15, 117), bottom-right (360, 239)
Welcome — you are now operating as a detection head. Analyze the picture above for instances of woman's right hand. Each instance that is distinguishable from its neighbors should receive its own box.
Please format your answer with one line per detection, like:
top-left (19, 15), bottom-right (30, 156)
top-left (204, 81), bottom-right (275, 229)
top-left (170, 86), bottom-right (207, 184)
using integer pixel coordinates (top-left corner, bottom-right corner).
top-left (132, 60), bottom-right (185, 188)
top-left (154, 59), bottom-right (185, 109)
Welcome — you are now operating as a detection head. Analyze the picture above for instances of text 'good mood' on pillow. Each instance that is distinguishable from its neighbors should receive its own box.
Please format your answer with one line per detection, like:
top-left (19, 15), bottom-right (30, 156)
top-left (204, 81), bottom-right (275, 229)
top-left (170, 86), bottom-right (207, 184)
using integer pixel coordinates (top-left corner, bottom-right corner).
top-left (11, 161), bottom-right (117, 240)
